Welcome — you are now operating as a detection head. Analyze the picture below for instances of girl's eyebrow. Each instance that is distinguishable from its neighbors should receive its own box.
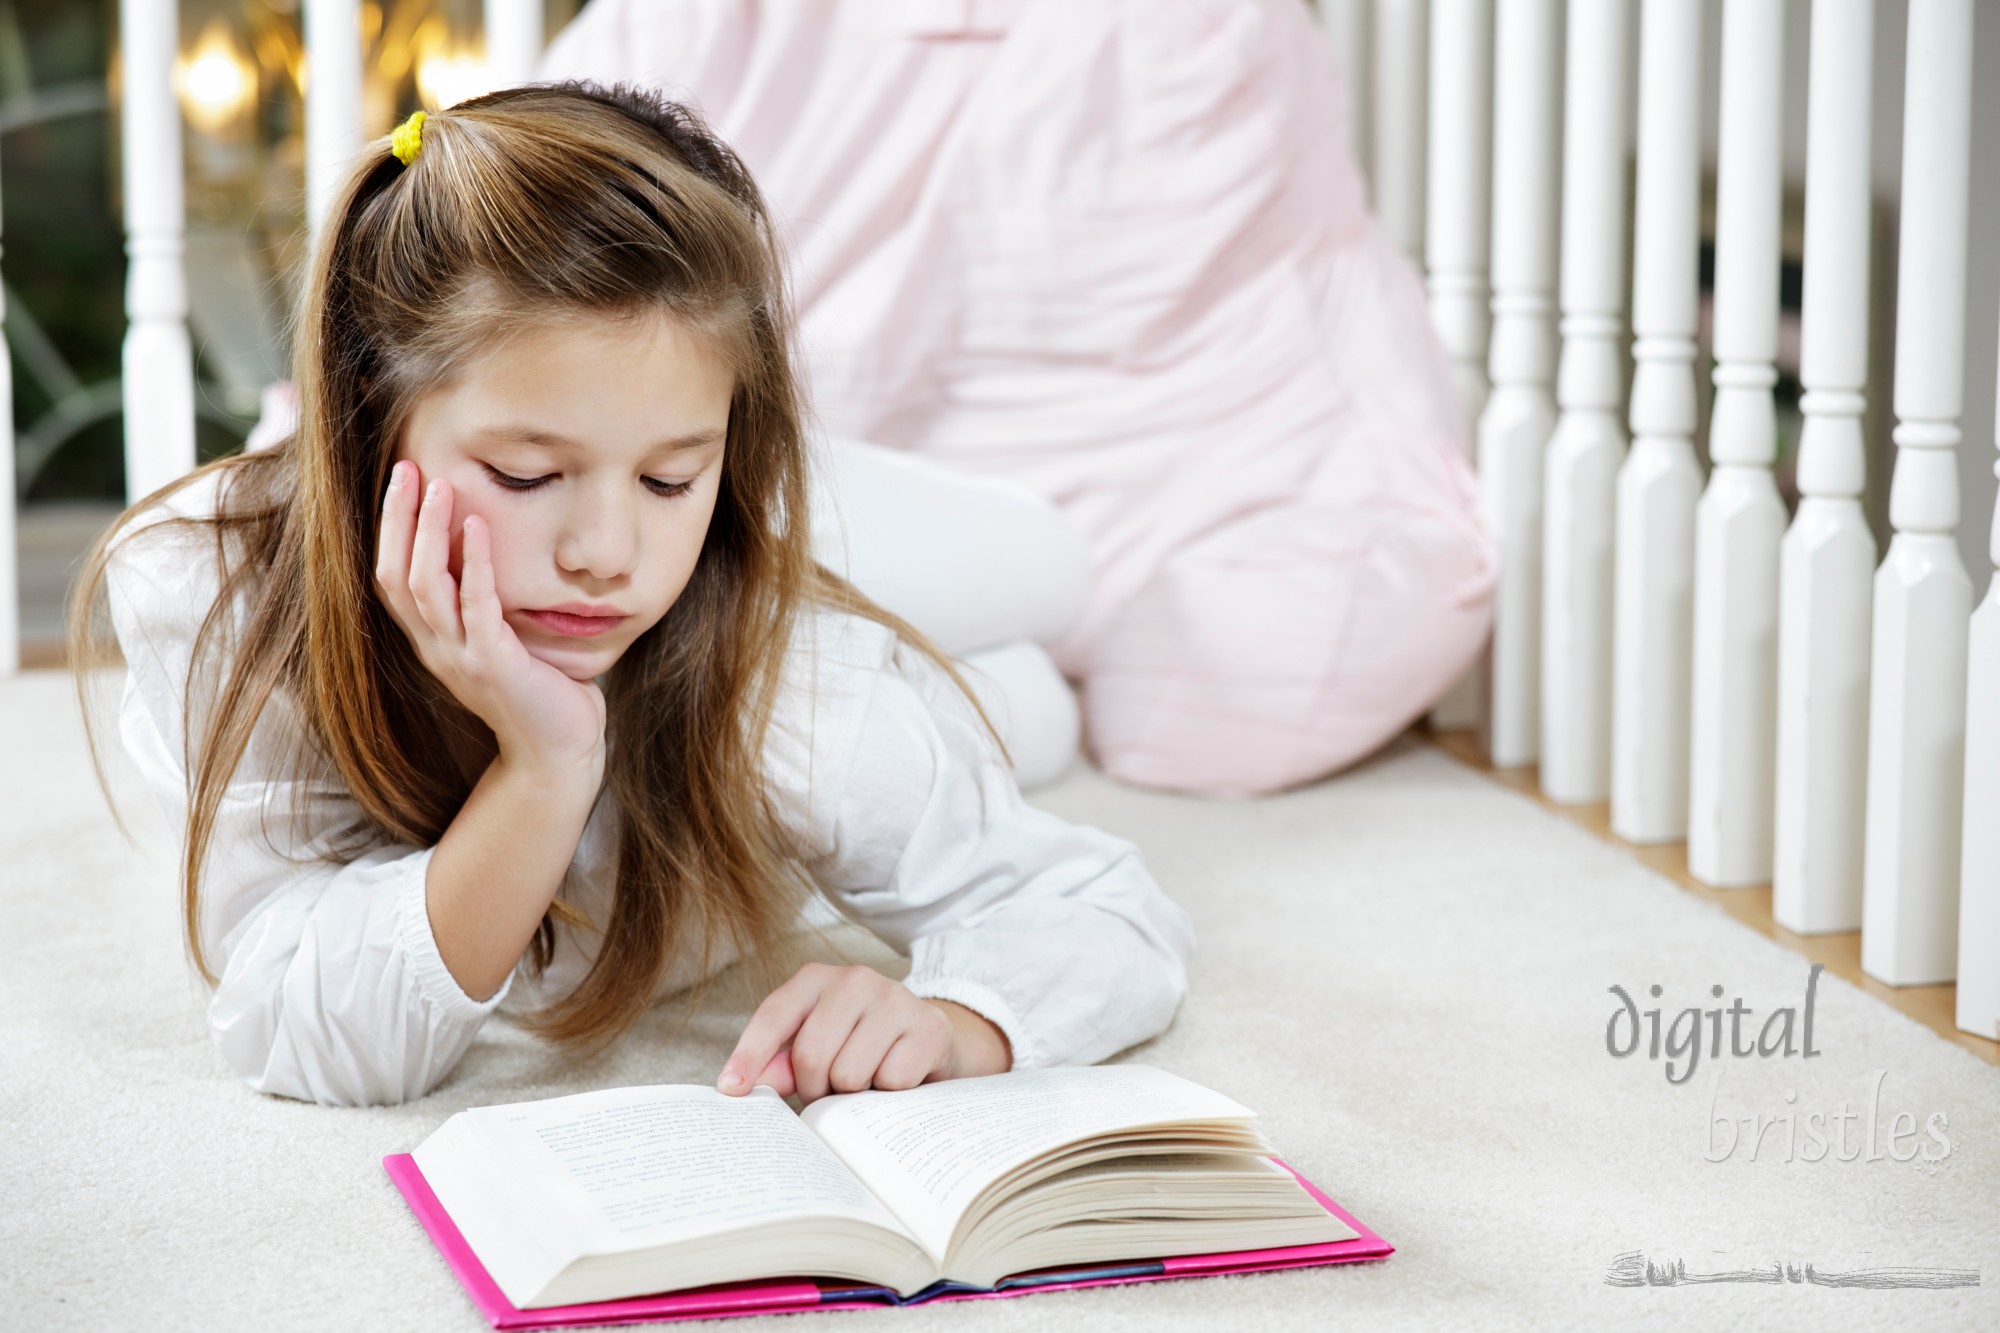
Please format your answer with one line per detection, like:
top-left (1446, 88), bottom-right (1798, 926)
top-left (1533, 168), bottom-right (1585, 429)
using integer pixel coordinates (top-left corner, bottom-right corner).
top-left (476, 423), bottom-right (726, 455)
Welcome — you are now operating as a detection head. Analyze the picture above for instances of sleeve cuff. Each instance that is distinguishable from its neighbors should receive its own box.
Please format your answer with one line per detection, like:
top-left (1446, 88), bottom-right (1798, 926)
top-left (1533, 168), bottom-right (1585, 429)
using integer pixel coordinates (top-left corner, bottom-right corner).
top-left (901, 964), bottom-right (1038, 1072)
top-left (394, 850), bottom-right (516, 1021)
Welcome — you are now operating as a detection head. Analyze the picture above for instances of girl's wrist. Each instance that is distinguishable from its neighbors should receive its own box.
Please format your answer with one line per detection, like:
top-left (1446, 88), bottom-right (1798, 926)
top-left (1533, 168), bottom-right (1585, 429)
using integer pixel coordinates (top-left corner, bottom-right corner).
top-left (492, 742), bottom-right (605, 800)
top-left (928, 999), bottom-right (1013, 1079)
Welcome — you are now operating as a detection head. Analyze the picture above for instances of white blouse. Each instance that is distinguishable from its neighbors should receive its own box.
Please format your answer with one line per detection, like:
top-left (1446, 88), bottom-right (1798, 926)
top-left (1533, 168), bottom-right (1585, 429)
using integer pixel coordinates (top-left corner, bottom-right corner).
top-left (105, 471), bottom-right (1193, 1107)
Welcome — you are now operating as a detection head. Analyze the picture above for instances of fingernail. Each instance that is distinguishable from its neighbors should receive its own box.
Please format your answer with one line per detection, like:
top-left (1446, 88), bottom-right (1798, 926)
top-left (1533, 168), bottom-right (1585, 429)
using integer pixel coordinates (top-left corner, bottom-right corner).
top-left (719, 1067), bottom-right (744, 1092)
top-left (424, 480), bottom-right (440, 504)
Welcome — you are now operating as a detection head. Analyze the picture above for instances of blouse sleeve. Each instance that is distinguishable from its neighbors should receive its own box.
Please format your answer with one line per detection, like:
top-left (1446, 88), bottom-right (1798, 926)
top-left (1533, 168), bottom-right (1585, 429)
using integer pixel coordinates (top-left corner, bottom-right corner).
top-left (104, 490), bottom-right (514, 1108)
top-left (769, 612), bottom-right (1194, 1071)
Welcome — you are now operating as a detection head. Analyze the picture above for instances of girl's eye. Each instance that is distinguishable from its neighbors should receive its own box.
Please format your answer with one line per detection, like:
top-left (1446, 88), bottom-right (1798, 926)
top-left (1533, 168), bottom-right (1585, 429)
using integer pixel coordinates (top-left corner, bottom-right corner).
top-left (482, 464), bottom-right (694, 499)
top-left (484, 465), bottom-right (553, 491)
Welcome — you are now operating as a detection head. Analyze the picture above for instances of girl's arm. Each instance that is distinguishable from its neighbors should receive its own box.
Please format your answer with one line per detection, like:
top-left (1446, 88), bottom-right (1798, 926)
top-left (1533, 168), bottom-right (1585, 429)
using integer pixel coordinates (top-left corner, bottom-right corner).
top-left (424, 751), bottom-right (599, 1002)
top-left (378, 464), bottom-right (612, 1005)
top-left (752, 613), bottom-right (1195, 1081)
top-left (104, 490), bottom-right (545, 1107)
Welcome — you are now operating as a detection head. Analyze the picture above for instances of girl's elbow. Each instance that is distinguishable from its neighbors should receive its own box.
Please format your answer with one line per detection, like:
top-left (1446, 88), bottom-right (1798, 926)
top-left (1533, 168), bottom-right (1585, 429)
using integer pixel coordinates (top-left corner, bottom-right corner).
top-left (208, 984), bottom-right (443, 1107)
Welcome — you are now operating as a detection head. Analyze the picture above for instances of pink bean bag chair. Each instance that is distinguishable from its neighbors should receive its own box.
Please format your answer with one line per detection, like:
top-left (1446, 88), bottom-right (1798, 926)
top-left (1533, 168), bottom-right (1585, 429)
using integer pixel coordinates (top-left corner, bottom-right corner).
top-left (540, 0), bottom-right (1495, 798)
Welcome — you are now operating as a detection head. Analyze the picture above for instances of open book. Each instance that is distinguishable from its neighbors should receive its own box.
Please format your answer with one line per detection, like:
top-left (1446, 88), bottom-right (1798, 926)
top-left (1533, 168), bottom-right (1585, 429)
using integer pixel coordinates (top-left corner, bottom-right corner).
top-left (388, 1065), bottom-right (1389, 1321)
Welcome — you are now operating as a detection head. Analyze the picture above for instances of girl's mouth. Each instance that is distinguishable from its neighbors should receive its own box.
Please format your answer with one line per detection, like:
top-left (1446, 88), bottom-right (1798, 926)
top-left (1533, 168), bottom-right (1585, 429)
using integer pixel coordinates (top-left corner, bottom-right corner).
top-left (523, 609), bottom-right (628, 638)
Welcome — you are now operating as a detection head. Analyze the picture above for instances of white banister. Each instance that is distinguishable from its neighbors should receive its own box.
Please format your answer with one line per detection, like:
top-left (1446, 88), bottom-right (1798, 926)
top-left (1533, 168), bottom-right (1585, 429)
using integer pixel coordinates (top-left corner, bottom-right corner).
top-left (1959, 320), bottom-right (2000, 1037)
top-left (1372, 0), bottom-right (1429, 265)
top-left (484, 0), bottom-right (545, 88)
top-left (1863, 0), bottom-right (1975, 987)
top-left (1773, 0), bottom-right (1876, 934)
top-left (1425, 0), bottom-right (1494, 423)
top-left (119, 0), bottom-right (196, 506)
top-left (1540, 0), bottom-right (1632, 803)
top-left (1611, 0), bottom-right (1703, 842)
top-left (1424, 0), bottom-right (1495, 732)
top-left (1, 172), bottom-right (15, 675)
top-left (305, 0), bottom-right (365, 238)
top-left (1687, 0), bottom-right (1788, 888)
top-left (1477, 0), bottom-right (1561, 767)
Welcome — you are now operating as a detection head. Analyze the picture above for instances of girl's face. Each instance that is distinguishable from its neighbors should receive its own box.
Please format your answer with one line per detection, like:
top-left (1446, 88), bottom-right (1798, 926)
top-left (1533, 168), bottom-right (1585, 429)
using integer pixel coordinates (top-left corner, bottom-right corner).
top-left (396, 309), bottom-right (735, 683)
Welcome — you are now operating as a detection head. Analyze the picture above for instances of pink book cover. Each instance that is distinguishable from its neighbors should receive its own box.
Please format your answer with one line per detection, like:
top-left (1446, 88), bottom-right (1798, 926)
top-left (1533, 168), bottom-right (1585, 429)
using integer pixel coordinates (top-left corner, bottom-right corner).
top-left (382, 1152), bottom-right (1393, 1328)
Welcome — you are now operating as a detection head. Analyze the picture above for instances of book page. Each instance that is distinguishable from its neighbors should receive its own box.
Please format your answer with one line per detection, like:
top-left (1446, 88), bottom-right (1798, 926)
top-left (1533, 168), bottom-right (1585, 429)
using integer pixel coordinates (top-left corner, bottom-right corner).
top-left (465, 1084), bottom-right (914, 1250)
top-left (798, 1065), bottom-right (1257, 1261)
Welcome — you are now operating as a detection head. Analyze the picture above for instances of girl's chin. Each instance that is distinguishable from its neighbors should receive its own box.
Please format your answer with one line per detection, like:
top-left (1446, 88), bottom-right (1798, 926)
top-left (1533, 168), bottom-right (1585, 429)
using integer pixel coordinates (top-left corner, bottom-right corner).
top-left (524, 640), bottom-right (623, 682)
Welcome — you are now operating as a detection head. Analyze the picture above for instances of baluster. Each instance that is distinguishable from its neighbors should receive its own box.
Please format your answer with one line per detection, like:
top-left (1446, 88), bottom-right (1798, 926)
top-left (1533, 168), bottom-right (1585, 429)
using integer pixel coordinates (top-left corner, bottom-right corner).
top-left (485, 0), bottom-right (544, 88)
top-left (1611, 0), bottom-right (1703, 843)
top-left (306, 0), bottom-right (365, 238)
top-left (1959, 321), bottom-right (2000, 1037)
top-left (1540, 0), bottom-right (1632, 803)
top-left (1, 175), bottom-right (14, 674)
top-left (1372, 0), bottom-right (1429, 264)
top-left (1863, 0), bottom-right (1975, 986)
top-left (1477, 0), bottom-right (1561, 767)
top-left (119, 0), bottom-right (195, 503)
top-left (1425, 0), bottom-right (1493, 421)
top-left (1687, 0), bottom-right (1788, 887)
top-left (1424, 0), bottom-right (1494, 732)
top-left (1773, 0), bottom-right (1875, 933)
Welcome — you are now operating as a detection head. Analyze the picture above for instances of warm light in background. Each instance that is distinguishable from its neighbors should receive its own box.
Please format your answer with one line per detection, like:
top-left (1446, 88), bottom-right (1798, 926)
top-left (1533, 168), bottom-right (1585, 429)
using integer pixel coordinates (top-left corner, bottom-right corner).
top-left (407, 12), bottom-right (492, 111)
top-left (174, 18), bottom-right (257, 134)
top-left (415, 47), bottom-right (491, 110)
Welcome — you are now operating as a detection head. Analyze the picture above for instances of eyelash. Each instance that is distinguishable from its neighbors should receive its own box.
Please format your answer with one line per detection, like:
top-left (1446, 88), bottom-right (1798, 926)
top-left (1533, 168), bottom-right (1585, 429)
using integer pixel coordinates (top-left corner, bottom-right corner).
top-left (482, 464), bottom-right (695, 499)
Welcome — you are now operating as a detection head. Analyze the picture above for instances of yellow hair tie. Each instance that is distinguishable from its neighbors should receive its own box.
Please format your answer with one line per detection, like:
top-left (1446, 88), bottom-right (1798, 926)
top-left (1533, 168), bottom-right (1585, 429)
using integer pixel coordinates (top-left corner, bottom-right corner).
top-left (391, 110), bottom-right (428, 166)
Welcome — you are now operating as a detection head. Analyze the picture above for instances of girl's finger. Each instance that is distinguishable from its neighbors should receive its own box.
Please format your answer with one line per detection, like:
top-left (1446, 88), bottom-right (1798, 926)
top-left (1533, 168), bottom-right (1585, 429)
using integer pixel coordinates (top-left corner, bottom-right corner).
top-left (825, 1007), bottom-right (907, 1096)
top-left (377, 466), bottom-right (441, 663)
top-left (458, 514), bottom-right (504, 657)
top-left (721, 967), bottom-right (829, 1095)
top-left (873, 1030), bottom-right (945, 1093)
top-left (752, 1049), bottom-right (797, 1099)
top-left (787, 982), bottom-right (873, 1105)
top-left (407, 478), bottom-right (463, 644)
top-left (374, 462), bottom-right (420, 623)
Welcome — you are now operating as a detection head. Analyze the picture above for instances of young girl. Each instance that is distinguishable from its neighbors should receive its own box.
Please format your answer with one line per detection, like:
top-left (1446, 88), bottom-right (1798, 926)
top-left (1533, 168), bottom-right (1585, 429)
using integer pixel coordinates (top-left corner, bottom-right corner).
top-left (72, 82), bottom-right (1193, 1109)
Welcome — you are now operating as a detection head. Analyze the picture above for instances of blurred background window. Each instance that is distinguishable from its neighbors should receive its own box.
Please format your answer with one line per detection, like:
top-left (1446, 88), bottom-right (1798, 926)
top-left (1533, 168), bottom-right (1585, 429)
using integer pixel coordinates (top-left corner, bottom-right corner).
top-left (4, 0), bottom-right (578, 659)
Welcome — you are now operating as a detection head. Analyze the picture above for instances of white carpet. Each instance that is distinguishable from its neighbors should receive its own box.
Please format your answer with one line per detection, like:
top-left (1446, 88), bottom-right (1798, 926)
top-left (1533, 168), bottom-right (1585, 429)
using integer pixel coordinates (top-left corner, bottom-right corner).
top-left (5, 670), bottom-right (1996, 1332)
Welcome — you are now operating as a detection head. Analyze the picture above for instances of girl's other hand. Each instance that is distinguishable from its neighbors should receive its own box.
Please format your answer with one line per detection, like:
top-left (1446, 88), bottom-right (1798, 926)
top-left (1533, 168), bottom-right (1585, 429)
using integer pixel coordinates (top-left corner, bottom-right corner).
top-left (375, 460), bottom-right (608, 777)
top-left (717, 963), bottom-right (1013, 1105)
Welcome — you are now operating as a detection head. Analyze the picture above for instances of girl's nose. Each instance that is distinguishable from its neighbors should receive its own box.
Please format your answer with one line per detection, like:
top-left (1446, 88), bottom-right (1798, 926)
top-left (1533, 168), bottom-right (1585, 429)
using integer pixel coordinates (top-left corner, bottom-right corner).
top-left (554, 485), bottom-right (640, 579)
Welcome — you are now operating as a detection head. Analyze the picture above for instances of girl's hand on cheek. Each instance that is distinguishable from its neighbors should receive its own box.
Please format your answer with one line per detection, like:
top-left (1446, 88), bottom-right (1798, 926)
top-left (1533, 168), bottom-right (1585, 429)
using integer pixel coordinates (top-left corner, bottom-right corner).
top-left (716, 963), bottom-right (1012, 1105)
top-left (375, 461), bottom-right (607, 778)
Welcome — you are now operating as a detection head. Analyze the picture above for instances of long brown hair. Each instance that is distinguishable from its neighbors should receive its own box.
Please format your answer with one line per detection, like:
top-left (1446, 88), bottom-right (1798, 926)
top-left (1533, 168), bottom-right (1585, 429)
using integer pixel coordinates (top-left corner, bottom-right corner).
top-left (67, 81), bottom-right (1010, 1057)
